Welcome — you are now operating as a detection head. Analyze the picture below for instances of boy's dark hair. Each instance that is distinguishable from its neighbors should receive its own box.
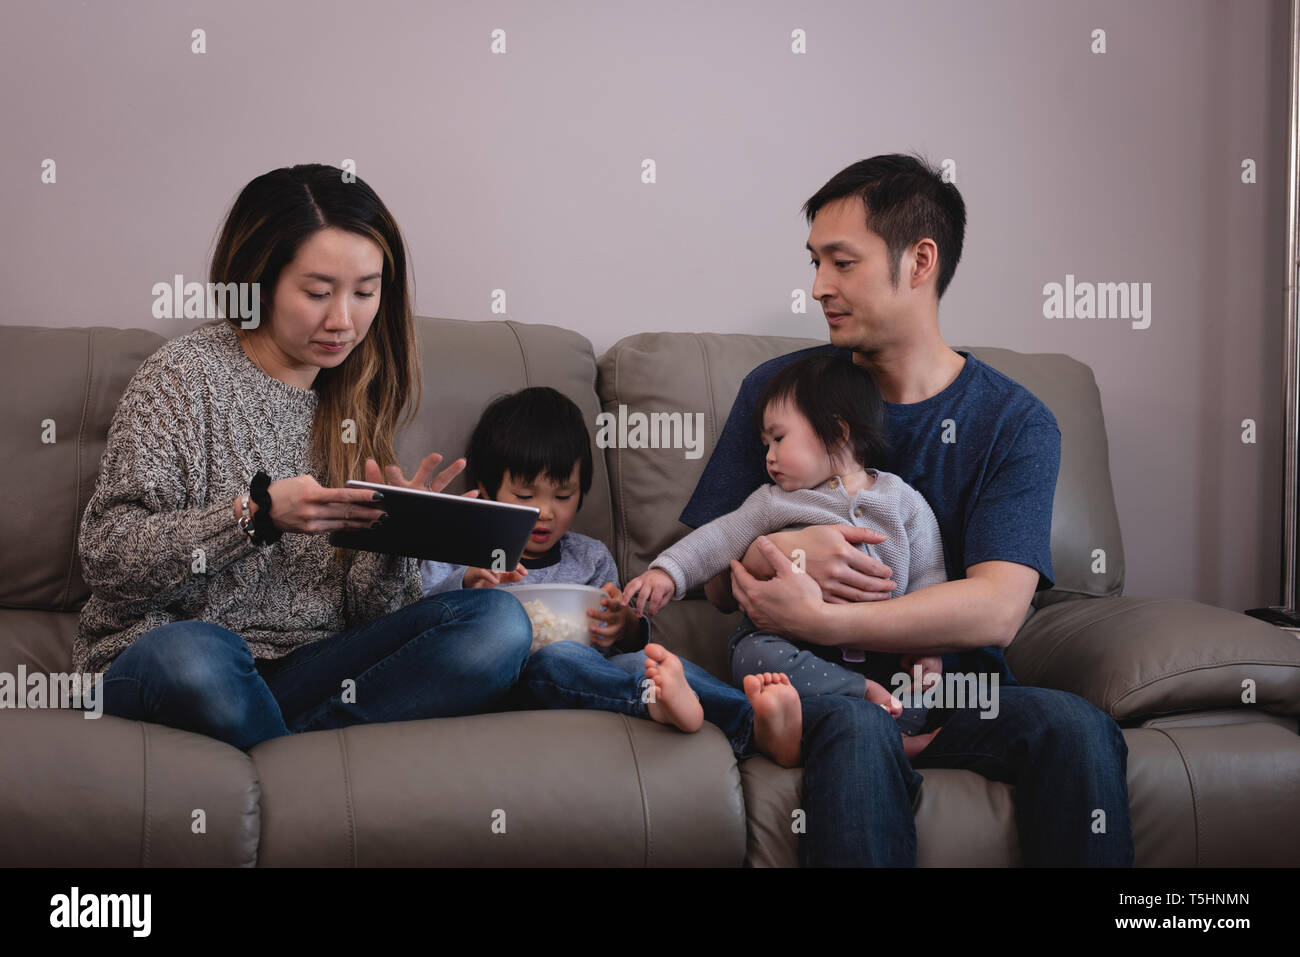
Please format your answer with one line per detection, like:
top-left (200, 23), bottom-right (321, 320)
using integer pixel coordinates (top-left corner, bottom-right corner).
top-left (755, 354), bottom-right (890, 470)
top-left (802, 153), bottom-right (966, 299)
top-left (465, 386), bottom-right (594, 507)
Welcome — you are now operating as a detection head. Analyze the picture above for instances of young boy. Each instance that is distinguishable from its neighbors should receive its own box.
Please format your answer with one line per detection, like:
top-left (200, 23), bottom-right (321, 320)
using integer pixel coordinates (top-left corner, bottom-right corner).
top-left (420, 386), bottom-right (709, 733)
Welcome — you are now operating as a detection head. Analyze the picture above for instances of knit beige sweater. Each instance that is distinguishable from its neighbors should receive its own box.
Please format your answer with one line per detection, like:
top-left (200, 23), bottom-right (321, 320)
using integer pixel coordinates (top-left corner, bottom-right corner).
top-left (73, 320), bottom-right (421, 676)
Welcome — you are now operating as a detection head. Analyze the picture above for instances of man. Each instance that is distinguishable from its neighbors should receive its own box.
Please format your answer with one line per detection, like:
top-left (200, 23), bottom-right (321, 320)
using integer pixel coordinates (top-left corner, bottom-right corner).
top-left (681, 153), bottom-right (1133, 866)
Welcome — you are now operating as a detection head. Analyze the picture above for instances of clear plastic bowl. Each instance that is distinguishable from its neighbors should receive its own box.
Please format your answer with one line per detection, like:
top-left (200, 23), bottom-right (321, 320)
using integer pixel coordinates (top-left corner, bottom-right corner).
top-left (500, 583), bottom-right (608, 649)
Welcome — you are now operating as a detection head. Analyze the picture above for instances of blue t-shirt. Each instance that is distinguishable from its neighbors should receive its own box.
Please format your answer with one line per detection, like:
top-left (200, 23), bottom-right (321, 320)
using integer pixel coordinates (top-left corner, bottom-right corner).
top-left (680, 344), bottom-right (1062, 686)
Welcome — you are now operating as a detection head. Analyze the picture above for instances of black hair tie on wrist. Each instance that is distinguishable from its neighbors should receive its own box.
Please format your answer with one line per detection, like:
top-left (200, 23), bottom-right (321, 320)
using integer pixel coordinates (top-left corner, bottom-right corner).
top-left (249, 471), bottom-right (283, 546)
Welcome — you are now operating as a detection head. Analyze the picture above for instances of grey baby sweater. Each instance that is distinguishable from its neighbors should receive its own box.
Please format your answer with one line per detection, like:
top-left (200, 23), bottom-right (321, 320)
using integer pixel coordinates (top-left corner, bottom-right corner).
top-left (73, 319), bottom-right (421, 676)
top-left (651, 469), bottom-right (947, 600)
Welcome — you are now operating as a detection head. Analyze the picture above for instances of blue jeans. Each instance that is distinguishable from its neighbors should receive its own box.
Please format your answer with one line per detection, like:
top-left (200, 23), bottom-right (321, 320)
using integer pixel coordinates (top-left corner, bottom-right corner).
top-left (98, 589), bottom-right (533, 750)
top-left (524, 644), bottom-right (1134, 867)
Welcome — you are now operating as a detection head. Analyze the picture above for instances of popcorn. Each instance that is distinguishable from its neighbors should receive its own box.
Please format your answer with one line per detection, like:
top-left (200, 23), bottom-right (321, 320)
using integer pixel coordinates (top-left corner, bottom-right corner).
top-left (521, 598), bottom-right (588, 653)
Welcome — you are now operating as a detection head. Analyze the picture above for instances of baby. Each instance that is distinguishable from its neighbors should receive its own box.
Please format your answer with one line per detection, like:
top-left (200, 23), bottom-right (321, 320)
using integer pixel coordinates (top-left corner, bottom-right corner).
top-left (420, 386), bottom-right (708, 734)
top-left (622, 353), bottom-right (948, 730)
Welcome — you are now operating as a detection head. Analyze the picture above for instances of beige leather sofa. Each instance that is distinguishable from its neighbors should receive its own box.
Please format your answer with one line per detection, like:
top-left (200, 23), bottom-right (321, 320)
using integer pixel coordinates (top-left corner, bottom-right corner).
top-left (2, 317), bottom-right (1298, 866)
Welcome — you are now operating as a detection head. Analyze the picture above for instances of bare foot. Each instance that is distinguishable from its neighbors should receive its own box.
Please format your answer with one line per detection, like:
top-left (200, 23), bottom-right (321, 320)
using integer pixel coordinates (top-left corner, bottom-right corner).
top-left (643, 643), bottom-right (704, 733)
top-left (743, 672), bottom-right (802, 768)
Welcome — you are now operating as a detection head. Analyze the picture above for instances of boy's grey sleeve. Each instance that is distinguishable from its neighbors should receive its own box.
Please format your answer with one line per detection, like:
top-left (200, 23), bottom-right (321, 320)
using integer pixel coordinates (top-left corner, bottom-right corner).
top-left (587, 540), bottom-right (622, 589)
top-left (650, 485), bottom-right (775, 598)
top-left (902, 489), bottom-right (948, 592)
top-left (420, 560), bottom-right (467, 596)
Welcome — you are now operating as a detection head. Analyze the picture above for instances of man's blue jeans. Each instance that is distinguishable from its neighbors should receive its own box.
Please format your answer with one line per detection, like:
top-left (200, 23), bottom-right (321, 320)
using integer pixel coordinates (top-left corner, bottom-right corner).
top-left (98, 589), bottom-right (533, 750)
top-left (524, 642), bottom-right (1134, 867)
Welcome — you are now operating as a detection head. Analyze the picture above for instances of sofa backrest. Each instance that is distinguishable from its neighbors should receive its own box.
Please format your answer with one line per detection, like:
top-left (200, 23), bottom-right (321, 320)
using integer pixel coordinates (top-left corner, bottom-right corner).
top-left (1, 324), bottom-right (167, 613)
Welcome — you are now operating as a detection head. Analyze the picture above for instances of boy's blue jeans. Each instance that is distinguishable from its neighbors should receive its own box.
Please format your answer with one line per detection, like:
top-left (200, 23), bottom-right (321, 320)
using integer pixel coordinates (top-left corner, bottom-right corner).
top-left (524, 641), bottom-right (1134, 867)
top-left (97, 589), bottom-right (533, 750)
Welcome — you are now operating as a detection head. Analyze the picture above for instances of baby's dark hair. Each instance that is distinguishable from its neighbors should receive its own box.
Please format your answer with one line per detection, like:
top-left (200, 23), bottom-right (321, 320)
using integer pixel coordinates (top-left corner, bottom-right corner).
top-left (465, 386), bottom-right (594, 507)
top-left (754, 354), bottom-right (890, 470)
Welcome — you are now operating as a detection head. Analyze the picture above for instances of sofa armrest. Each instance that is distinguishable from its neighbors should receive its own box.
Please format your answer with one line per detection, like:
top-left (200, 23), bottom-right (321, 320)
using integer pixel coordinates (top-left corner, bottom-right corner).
top-left (1005, 595), bottom-right (1300, 722)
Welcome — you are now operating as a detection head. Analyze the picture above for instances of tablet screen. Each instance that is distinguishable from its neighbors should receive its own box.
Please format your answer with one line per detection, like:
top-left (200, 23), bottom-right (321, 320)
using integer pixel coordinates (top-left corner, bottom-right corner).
top-left (328, 480), bottom-right (540, 568)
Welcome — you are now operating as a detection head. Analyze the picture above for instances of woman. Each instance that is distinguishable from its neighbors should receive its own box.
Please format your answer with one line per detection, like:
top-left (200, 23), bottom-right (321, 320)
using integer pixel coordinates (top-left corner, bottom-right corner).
top-left (73, 164), bottom-right (532, 749)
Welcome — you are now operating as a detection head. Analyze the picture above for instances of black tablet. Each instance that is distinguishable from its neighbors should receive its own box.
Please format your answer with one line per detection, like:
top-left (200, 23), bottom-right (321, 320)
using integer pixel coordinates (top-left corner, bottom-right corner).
top-left (328, 480), bottom-right (540, 568)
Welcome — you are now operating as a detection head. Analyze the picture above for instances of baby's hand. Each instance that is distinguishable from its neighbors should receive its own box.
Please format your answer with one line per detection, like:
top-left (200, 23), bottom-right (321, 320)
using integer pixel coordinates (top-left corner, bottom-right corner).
top-left (864, 678), bottom-right (904, 717)
top-left (621, 568), bottom-right (675, 619)
top-left (463, 564), bottom-right (529, 588)
top-left (901, 653), bottom-right (943, 692)
top-left (588, 582), bottom-right (637, 648)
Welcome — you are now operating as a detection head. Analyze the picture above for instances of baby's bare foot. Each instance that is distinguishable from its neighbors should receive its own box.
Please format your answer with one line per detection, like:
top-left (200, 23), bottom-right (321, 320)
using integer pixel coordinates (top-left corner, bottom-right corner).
top-left (643, 643), bottom-right (704, 733)
top-left (743, 672), bottom-right (802, 768)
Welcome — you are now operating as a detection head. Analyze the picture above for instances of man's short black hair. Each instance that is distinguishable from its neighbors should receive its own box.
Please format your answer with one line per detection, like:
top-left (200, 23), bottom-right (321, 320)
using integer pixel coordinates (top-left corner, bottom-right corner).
top-left (465, 386), bottom-right (594, 507)
top-left (755, 354), bottom-right (891, 470)
top-left (803, 153), bottom-right (967, 299)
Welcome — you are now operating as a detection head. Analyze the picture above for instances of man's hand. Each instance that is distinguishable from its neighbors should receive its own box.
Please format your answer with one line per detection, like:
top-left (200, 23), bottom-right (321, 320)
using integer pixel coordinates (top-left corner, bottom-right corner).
top-left (729, 537), bottom-right (826, 642)
top-left (744, 525), bottom-right (897, 604)
top-left (589, 582), bottom-right (638, 649)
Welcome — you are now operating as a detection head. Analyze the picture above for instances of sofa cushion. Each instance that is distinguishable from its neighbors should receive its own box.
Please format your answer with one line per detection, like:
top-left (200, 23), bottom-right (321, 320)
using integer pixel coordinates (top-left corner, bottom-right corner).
top-left (1125, 723), bottom-right (1300, 866)
top-left (0, 710), bottom-right (260, 866)
top-left (0, 325), bottom-right (165, 612)
top-left (0, 608), bottom-right (76, 674)
top-left (249, 709), bottom-right (747, 866)
top-left (1007, 595), bottom-right (1300, 721)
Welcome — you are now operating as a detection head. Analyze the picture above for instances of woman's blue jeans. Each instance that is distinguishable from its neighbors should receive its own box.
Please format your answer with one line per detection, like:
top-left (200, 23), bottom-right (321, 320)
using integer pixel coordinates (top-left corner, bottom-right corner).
top-left (97, 589), bottom-right (533, 750)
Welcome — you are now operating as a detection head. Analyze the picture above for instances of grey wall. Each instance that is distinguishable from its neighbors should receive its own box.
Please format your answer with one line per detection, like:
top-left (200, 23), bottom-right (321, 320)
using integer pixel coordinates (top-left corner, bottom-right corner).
top-left (0, 0), bottom-right (1290, 614)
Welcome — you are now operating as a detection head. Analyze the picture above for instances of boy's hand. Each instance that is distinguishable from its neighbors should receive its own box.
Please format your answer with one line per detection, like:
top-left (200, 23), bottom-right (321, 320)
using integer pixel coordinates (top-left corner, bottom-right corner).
top-left (588, 582), bottom-right (637, 648)
top-left (462, 564), bottom-right (529, 588)
top-left (620, 568), bottom-right (676, 619)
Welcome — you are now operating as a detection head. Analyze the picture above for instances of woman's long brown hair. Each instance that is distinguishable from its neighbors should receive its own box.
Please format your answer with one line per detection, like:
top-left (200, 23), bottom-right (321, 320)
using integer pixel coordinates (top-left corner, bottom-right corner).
top-left (208, 164), bottom-right (421, 553)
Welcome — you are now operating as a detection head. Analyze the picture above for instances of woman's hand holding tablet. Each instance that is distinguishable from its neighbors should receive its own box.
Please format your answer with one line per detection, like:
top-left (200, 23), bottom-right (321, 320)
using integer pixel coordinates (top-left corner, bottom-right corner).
top-left (250, 451), bottom-right (473, 535)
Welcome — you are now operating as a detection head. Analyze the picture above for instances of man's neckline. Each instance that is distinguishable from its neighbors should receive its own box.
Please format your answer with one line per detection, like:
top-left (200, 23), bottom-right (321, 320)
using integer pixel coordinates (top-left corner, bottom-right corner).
top-left (831, 345), bottom-right (972, 410)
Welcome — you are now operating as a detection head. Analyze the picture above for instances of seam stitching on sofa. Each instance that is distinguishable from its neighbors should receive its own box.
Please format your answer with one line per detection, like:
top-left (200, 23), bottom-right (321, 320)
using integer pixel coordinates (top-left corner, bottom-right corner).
top-left (248, 765), bottom-right (263, 868)
top-left (617, 715), bottom-right (653, 866)
top-left (1152, 727), bottom-right (1201, 865)
top-left (505, 321), bottom-right (531, 384)
top-left (612, 346), bottom-right (630, 575)
top-left (337, 730), bottom-right (358, 866)
top-left (689, 333), bottom-right (719, 449)
top-left (1111, 660), bottom-right (1300, 716)
top-left (63, 331), bottom-right (95, 610)
top-left (140, 721), bottom-right (152, 867)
